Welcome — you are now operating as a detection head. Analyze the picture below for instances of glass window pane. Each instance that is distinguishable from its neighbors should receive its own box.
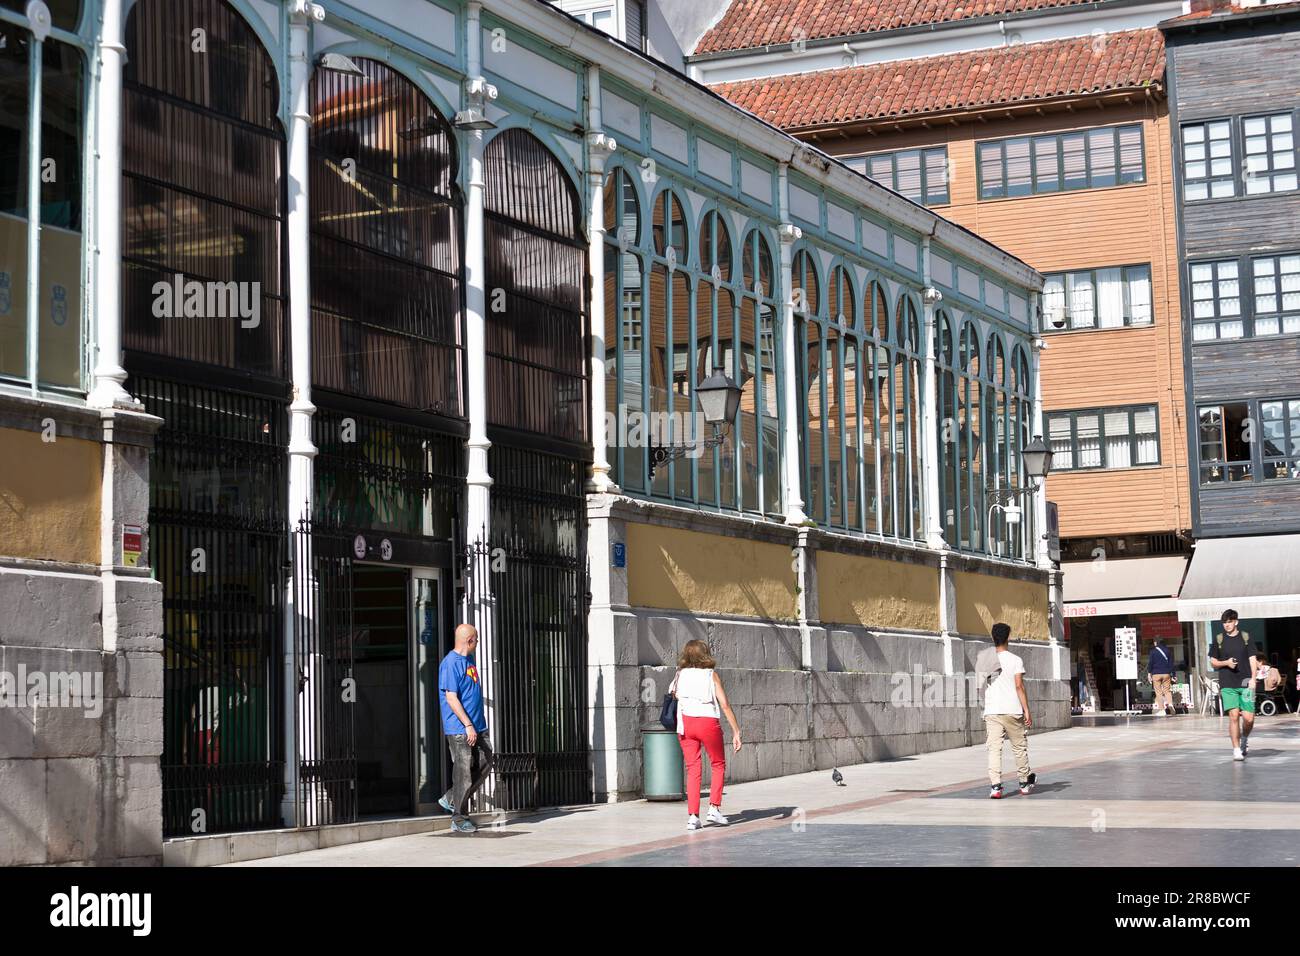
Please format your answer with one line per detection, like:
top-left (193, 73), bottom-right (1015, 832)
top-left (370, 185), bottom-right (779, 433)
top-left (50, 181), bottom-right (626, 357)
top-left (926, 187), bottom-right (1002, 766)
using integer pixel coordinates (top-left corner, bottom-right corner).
top-left (37, 40), bottom-right (84, 388)
top-left (0, 20), bottom-right (30, 381)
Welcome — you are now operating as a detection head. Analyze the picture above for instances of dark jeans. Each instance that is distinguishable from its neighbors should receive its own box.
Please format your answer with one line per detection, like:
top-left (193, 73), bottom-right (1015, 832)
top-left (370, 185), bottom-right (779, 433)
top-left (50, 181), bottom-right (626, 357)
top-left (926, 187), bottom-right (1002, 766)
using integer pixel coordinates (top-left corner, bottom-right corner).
top-left (443, 731), bottom-right (495, 821)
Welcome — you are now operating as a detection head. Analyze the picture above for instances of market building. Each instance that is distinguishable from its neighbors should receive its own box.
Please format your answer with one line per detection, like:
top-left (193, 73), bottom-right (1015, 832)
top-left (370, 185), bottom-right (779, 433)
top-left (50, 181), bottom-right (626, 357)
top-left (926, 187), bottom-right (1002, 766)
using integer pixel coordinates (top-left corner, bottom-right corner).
top-left (0, 0), bottom-right (1062, 865)
top-left (689, 0), bottom-right (1198, 714)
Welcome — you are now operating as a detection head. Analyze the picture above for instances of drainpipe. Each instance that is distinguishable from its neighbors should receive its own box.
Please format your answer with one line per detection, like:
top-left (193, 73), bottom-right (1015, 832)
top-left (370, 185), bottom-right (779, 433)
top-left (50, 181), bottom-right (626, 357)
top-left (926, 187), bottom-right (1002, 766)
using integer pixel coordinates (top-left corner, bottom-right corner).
top-left (281, 0), bottom-right (324, 828)
top-left (585, 64), bottom-right (617, 494)
top-left (87, 0), bottom-right (135, 409)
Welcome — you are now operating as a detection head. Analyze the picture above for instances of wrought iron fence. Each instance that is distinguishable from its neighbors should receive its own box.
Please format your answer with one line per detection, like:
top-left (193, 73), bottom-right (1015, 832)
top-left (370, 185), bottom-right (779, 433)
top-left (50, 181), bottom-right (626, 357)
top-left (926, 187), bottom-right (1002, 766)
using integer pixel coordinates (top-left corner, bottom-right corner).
top-left (134, 376), bottom-right (288, 838)
top-left (461, 444), bottom-right (592, 811)
top-left (291, 520), bottom-right (358, 828)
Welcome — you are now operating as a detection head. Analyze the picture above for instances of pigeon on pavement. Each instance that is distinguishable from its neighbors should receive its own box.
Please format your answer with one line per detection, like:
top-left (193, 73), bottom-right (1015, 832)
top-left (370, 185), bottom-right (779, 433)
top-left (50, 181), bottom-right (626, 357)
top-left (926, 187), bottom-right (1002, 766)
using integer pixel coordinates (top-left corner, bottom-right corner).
top-left (831, 768), bottom-right (845, 786)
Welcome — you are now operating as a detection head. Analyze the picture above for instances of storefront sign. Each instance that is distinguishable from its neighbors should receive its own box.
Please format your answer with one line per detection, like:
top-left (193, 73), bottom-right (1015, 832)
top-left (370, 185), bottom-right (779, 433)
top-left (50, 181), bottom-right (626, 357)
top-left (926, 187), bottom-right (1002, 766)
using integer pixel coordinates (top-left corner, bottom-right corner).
top-left (1065, 604), bottom-right (1100, 617)
top-left (1141, 613), bottom-right (1182, 640)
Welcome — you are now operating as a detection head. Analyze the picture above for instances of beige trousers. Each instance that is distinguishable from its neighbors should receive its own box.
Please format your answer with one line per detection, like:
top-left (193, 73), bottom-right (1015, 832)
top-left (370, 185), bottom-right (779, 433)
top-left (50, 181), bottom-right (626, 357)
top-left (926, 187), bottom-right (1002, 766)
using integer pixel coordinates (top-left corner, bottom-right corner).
top-left (985, 714), bottom-right (1031, 787)
top-left (1152, 674), bottom-right (1173, 713)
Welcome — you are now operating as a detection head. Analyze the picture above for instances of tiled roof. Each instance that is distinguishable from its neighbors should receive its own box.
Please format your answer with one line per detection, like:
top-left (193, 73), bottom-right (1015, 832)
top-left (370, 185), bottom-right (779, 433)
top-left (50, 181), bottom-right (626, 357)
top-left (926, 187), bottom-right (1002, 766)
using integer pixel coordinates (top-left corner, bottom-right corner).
top-left (695, 0), bottom-right (1103, 55)
top-left (1160, 0), bottom-right (1300, 27)
top-left (710, 29), bottom-right (1165, 130)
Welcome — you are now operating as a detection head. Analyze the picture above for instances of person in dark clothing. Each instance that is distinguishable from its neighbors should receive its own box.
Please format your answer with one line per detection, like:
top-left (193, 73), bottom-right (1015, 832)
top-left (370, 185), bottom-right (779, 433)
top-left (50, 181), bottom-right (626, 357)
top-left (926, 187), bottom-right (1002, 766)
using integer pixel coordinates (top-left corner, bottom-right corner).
top-left (1208, 609), bottom-right (1258, 760)
top-left (1148, 637), bottom-right (1177, 716)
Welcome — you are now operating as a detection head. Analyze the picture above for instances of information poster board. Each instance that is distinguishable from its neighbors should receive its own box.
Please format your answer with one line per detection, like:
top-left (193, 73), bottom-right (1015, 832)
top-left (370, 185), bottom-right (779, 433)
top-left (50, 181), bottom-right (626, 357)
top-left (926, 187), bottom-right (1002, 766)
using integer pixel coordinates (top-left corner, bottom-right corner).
top-left (1115, 626), bottom-right (1138, 681)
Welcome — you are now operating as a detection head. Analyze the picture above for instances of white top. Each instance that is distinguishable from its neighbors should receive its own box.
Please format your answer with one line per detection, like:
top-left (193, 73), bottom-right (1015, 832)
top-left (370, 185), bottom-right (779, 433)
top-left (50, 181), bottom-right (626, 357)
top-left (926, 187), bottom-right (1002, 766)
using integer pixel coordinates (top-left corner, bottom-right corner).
top-left (983, 650), bottom-right (1026, 717)
top-left (673, 667), bottom-right (721, 734)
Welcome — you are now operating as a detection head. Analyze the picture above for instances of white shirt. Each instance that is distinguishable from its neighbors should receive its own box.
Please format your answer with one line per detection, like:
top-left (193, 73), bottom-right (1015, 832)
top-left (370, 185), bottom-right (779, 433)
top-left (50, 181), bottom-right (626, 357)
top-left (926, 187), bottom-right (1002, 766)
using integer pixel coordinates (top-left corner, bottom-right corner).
top-left (983, 650), bottom-right (1026, 717)
top-left (673, 667), bottom-right (720, 734)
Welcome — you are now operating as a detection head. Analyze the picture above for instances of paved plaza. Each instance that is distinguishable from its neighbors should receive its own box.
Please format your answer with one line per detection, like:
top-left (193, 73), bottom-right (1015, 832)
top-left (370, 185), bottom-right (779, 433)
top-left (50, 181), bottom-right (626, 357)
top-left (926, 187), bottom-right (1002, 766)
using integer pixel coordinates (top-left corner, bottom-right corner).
top-left (229, 714), bottom-right (1300, 867)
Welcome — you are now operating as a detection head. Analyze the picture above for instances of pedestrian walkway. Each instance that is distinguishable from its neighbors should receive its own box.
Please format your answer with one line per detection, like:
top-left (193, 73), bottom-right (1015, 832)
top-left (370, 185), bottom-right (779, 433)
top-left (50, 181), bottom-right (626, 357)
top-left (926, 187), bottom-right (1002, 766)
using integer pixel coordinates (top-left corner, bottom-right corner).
top-left (227, 714), bottom-right (1300, 867)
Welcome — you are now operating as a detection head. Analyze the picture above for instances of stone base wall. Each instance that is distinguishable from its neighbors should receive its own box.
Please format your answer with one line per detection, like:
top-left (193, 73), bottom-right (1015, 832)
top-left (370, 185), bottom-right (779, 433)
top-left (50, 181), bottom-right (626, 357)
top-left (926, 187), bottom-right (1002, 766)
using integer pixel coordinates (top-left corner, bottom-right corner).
top-left (592, 609), bottom-right (1069, 799)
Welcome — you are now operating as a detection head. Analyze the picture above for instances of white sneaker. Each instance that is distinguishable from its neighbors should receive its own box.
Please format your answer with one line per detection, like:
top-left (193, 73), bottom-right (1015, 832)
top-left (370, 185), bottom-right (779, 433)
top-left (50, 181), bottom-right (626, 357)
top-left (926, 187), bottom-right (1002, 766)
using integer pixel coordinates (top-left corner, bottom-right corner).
top-left (1232, 748), bottom-right (1244, 761)
top-left (686, 814), bottom-right (701, 831)
top-left (706, 805), bottom-right (729, 827)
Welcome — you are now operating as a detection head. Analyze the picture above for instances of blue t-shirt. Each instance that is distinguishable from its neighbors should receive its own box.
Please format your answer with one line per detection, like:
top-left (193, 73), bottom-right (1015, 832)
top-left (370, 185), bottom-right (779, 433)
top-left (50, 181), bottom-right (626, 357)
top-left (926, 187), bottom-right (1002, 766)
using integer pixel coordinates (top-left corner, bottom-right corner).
top-left (438, 650), bottom-right (487, 735)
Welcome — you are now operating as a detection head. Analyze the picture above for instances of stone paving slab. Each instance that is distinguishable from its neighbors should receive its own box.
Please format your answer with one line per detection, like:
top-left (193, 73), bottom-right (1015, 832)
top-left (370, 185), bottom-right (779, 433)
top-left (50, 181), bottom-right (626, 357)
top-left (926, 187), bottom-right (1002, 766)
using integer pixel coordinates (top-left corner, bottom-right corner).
top-left (225, 714), bottom-right (1300, 868)
top-left (589, 824), bottom-right (1300, 867)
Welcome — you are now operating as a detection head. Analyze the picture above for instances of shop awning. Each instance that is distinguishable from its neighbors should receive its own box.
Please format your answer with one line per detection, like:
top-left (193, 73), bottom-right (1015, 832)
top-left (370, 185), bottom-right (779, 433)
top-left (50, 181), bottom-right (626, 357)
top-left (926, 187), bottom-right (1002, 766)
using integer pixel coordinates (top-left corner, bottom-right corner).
top-left (1062, 555), bottom-right (1189, 618)
top-left (1177, 534), bottom-right (1300, 621)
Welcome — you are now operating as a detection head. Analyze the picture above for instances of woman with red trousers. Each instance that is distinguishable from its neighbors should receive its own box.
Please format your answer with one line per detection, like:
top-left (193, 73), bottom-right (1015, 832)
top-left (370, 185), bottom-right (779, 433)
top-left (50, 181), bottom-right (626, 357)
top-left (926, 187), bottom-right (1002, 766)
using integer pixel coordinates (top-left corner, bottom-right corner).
top-left (670, 639), bottom-right (743, 831)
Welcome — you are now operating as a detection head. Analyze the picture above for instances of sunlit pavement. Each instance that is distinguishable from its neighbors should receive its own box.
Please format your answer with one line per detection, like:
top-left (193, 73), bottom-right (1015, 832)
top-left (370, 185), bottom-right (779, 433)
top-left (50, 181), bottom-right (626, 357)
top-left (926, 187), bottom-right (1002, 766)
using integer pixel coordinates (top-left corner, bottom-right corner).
top-left (229, 713), bottom-right (1300, 867)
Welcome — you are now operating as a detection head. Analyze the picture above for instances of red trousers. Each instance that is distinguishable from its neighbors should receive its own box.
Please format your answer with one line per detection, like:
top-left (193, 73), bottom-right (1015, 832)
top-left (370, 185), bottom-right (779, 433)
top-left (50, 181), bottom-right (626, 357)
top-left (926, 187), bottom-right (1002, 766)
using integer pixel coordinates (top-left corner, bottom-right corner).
top-left (679, 715), bottom-right (726, 815)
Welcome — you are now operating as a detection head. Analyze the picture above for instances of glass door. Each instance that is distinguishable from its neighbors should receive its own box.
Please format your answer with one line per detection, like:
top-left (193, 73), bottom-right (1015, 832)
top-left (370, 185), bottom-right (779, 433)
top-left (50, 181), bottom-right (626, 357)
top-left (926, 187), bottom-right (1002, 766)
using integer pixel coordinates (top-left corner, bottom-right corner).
top-left (410, 569), bottom-right (445, 814)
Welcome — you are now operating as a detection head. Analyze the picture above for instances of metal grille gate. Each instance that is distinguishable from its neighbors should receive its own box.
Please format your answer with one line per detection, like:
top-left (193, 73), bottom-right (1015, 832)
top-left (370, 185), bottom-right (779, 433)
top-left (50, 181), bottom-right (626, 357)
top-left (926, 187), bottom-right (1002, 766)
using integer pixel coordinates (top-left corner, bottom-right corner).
top-left (136, 376), bottom-right (288, 838)
top-left (462, 444), bottom-right (592, 811)
top-left (291, 521), bottom-right (358, 827)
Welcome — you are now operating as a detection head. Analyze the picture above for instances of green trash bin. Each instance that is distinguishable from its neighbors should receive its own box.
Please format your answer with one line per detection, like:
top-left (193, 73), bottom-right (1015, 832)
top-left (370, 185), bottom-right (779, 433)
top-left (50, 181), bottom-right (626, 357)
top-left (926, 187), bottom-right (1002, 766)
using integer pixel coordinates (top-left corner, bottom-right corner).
top-left (642, 727), bottom-right (684, 801)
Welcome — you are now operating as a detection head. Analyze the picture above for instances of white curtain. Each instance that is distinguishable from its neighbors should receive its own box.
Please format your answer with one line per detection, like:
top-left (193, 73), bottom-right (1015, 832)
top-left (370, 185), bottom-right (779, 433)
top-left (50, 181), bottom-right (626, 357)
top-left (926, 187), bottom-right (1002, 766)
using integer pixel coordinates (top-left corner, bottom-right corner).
top-left (1096, 268), bottom-right (1125, 328)
top-left (1104, 411), bottom-right (1131, 467)
top-left (1069, 273), bottom-right (1096, 328)
top-left (1129, 267), bottom-right (1152, 325)
top-left (1049, 416), bottom-right (1074, 469)
top-left (1134, 407), bottom-right (1158, 464)
top-left (1077, 414), bottom-right (1101, 468)
top-left (1043, 275), bottom-right (1066, 329)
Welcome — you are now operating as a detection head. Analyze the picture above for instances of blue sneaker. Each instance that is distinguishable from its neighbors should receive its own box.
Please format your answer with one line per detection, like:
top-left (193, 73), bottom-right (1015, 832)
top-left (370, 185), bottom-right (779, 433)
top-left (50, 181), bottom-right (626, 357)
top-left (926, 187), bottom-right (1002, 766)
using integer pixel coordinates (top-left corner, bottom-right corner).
top-left (438, 795), bottom-right (455, 814)
top-left (451, 818), bottom-right (478, 834)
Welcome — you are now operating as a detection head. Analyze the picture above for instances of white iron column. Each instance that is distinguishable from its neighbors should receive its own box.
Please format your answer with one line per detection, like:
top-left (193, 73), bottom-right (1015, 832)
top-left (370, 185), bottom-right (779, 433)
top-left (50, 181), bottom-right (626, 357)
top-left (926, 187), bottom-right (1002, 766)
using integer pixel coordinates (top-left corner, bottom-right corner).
top-left (462, 4), bottom-right (498, 799)
top-left (281, 0), bottom-right (324, 827)
top-left (920, 238), bottom-right (945, 550)
top-left (585, 65), bottom-right (617, 494)
top-left (776, 164), bottom-right (806, 525)
top-left (1030, 298), bottom-right (1063, 655)
top-left (87, 0), bottom-right (135, 409)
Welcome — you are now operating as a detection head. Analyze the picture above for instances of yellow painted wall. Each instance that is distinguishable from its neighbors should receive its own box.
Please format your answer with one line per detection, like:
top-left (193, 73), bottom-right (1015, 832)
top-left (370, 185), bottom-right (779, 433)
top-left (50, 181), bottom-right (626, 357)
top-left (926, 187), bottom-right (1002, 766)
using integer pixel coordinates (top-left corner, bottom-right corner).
top-left (817, 551), bottom-right (939, 632)
top-left (626, 523), bottom-right (797, 620)
top-left (0, 426), bottom-right (101, 565)
top-left (954, 570), bottom-right (1049, 642)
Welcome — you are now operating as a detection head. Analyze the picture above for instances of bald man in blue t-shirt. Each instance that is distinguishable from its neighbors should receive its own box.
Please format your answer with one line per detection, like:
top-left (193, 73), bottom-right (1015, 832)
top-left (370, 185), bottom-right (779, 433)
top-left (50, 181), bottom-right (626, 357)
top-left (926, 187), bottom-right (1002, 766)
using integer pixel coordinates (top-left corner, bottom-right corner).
top-left (439, 623), bottom-right (494, 833)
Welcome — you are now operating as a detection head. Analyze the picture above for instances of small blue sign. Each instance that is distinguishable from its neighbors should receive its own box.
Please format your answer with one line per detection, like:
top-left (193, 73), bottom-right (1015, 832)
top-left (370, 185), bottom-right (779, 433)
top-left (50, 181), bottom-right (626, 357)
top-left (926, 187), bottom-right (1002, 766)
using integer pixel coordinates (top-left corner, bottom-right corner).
top-left (612, 542), bottom-right (626, 569)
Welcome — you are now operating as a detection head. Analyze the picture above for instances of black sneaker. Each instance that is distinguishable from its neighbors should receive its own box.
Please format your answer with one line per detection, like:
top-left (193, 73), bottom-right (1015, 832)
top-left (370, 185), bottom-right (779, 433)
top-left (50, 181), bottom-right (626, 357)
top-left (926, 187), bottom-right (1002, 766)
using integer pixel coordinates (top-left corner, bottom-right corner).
top-left (989, 784), bottom-right (1004, 799)
top-left (1019, 773), bottom-right (1037, 795)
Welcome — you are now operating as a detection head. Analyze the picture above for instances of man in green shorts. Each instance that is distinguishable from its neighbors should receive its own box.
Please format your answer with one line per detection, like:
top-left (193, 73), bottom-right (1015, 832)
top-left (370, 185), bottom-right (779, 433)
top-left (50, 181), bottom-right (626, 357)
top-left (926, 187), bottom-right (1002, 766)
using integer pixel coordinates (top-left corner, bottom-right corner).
top-left (1208, 609), bottom-right (1258, 760)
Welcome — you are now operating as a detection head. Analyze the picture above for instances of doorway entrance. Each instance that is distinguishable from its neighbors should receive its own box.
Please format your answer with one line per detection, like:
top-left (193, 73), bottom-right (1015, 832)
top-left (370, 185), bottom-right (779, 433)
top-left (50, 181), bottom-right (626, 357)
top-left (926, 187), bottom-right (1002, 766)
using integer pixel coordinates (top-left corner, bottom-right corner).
top-left (351, 564), bottom-right (449, 818)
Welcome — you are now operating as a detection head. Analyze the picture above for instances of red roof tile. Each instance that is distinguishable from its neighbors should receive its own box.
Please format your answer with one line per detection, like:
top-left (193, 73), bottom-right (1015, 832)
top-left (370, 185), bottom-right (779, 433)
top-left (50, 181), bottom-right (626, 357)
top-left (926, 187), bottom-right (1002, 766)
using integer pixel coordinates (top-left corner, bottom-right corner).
top-left (696, 0), bottom-right (1105, 55)
top-left (710, 29), bottom-right (1165, 129)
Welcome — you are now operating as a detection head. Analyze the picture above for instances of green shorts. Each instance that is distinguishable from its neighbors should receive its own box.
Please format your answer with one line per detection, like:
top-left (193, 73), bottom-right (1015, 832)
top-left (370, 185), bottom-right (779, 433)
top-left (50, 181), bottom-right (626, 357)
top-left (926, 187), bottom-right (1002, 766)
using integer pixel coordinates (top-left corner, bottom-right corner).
top-left (1220, 687), bottom-right (1255, 714)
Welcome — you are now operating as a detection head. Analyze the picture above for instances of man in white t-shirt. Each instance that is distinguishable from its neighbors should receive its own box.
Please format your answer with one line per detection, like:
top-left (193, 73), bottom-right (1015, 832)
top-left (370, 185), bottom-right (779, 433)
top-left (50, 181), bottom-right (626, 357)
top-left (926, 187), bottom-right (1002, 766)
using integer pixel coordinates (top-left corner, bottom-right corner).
top-left (981, 622), bottom-right (1035, 799)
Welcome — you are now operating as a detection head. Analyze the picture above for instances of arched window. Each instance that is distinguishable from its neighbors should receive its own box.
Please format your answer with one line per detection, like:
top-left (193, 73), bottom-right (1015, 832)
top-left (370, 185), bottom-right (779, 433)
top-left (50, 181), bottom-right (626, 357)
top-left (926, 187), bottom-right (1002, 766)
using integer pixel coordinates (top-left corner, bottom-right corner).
top-left (793, 249), bottom-right (826, 524)
top-left (740, 228), bottom-right (781, 515)
top-left (869, 282), bottom-right (895, 536)
top-left (0, 18), bottom-right (86, 388)
top-left (894, 295), bottom-right (924, 540)
top-left (958, 321), bottom-right (983, 550)
top-left (602, 166), bottom-right (645, 491)
top-left (984, 333), bottom-right (1009, 555)
top-left (310, 58), bottom-right (461, 414)
top-left (937, 313), bottom-right (959, 546)
top-left (121, 0), bottom-right (286, 378)
top-left (484, 128), bottom-right (586, 444)
top-left (120, 0), bottom-right (288, 840)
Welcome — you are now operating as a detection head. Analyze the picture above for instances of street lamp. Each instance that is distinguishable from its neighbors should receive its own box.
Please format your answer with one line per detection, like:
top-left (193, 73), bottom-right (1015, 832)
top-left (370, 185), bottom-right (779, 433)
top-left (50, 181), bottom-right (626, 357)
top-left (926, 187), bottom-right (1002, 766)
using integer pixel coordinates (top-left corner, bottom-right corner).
top-left (648, 367), bottom-right (742, 481)
top-left (985, 435), bottom-right (1053, 557)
